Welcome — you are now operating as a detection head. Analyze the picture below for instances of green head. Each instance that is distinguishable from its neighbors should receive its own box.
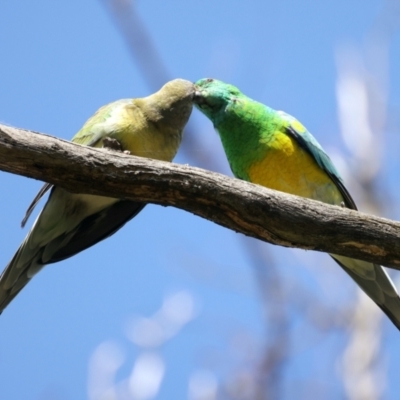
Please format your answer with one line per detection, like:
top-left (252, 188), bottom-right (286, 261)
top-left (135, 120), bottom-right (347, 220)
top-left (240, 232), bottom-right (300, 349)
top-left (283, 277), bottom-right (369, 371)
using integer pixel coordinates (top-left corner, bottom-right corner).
top-left (193, 78), bottom-right (243, 122)
top-left (193, 78), bottom-right (277, 180)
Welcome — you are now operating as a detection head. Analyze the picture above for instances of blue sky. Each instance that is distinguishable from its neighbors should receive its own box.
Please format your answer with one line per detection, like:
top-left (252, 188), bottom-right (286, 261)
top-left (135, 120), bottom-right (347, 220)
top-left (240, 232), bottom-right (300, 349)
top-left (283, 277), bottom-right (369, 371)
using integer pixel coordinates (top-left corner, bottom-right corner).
top-left (1, 1), bottom-right (400, 399)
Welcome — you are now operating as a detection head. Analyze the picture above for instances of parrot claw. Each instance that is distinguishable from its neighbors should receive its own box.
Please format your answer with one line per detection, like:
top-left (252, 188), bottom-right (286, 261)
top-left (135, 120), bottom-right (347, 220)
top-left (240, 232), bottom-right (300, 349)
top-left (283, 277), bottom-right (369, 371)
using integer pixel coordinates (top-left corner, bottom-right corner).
top-left (103, 137), bottom-right (124, 152)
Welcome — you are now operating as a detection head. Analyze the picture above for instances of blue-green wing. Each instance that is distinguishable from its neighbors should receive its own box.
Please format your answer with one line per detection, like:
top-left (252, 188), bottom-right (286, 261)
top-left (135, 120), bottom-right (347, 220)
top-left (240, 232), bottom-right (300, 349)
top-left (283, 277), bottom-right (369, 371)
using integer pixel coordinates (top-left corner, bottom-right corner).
top-left (280, 111), bottom-right (357, 210)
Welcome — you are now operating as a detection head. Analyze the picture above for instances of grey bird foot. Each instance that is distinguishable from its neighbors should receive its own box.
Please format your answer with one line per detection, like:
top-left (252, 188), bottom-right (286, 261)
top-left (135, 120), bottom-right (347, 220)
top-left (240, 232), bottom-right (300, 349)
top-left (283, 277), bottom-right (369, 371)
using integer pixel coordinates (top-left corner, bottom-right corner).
top-left (103, 137), bottom-right (123, 152)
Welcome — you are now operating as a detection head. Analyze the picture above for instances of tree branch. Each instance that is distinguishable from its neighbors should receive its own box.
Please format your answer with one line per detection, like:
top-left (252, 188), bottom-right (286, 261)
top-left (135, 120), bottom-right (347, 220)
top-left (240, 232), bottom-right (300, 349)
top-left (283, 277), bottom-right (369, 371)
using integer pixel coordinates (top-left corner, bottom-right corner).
top-left (1, 123), bottom-right (400, 268)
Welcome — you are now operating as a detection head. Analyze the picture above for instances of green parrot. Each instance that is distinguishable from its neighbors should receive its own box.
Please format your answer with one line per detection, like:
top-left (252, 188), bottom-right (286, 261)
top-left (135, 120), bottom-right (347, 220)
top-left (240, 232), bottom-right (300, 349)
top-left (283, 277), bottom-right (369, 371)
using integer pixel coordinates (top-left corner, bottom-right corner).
top-left (0, 79), bottom-right (194, 313)
top-left (194, 77), bottom-right (400, 330)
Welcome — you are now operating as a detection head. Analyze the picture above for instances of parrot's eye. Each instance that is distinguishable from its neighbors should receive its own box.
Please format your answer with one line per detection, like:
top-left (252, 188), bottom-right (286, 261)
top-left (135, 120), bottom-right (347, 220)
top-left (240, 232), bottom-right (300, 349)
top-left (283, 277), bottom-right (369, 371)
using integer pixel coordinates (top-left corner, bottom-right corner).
top-left (206, 78), bottom-right (214, 83)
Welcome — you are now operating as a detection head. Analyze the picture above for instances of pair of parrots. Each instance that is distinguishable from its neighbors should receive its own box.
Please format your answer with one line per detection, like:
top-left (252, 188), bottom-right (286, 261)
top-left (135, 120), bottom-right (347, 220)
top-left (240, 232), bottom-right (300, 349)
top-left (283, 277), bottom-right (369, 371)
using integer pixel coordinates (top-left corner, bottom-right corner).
top-left (1, 78), bottom-right (399, 330)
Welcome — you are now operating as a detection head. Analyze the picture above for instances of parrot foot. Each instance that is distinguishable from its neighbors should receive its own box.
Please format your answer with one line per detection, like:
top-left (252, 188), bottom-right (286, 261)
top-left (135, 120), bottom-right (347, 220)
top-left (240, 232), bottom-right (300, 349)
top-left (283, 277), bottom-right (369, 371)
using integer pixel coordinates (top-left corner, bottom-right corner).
top-left (103, 137), bottom-right (124, 152)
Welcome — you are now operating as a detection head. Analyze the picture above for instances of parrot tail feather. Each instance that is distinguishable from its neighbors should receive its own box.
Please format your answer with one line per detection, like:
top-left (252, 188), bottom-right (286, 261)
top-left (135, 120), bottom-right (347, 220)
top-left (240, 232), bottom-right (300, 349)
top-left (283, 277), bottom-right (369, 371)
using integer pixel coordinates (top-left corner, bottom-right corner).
top-left (332, 254), bottom-right (400, 330)
top-left (0, 267), bottom-right (36, 314)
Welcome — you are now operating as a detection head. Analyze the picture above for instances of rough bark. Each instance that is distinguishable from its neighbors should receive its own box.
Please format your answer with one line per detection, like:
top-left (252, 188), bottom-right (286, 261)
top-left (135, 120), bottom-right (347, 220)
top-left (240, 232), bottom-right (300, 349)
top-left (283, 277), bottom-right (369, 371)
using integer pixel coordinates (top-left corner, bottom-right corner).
top-left (1, 123), bottom-right (400, 268)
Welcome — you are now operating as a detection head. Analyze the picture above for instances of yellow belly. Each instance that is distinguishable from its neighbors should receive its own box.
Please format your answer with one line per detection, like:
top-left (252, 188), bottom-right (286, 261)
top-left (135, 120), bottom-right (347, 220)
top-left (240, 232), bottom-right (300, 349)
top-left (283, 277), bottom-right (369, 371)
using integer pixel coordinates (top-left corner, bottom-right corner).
top-left (248, 131), bottom-right (343, 206)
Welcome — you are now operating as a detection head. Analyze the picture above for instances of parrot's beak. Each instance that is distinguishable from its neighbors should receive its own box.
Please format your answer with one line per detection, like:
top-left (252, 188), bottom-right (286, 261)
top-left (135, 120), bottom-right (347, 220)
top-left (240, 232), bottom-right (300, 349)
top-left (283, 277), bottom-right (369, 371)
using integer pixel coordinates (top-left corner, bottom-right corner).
top-left (193, 89), bottom-right (206, 106)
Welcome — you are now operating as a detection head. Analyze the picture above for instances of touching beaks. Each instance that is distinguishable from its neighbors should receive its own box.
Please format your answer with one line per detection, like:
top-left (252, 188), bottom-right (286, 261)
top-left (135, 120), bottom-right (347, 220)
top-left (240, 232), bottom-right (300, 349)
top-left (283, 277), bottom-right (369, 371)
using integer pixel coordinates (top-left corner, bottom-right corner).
top-left (193, 90), bottom-right (205, 106)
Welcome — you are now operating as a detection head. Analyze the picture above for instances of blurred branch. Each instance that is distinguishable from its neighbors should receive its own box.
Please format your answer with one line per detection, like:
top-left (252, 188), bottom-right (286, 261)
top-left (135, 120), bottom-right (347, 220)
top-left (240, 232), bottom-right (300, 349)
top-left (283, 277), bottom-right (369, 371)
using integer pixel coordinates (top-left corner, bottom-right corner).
top-left (99, 0), bottom-right (170, 90)
top-left (99, 0), bottom-right (221, 170)
top-left (1, 123), bottom-right (400, 268)
top-left (241, 239), bottom-right (289, 400)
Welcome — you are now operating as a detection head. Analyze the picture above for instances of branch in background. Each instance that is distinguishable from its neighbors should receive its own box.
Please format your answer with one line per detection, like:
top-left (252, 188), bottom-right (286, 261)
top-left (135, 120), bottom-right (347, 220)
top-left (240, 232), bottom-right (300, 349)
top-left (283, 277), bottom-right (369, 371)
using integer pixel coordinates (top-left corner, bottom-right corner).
top-left (241, 239), bottom-right (289, 400)
top-left (1, 123), bottom-right (400, 269)
top-left (99, 0), bottom-right (222, 171)
top-left (99, 0), bottom-right (170, 90)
